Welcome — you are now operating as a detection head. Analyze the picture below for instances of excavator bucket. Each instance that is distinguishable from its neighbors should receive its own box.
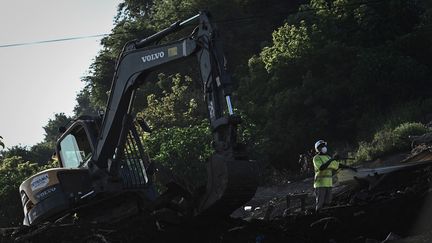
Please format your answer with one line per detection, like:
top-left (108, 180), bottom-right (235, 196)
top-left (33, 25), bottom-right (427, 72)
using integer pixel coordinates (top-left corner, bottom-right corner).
top-left (198, 154), bottom-right (258, 216)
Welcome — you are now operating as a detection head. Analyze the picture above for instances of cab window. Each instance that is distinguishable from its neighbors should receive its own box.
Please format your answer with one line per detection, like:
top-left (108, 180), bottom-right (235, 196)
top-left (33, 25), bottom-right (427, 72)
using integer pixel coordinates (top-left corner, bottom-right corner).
top-left (59, 127), bottom-right (92, 168)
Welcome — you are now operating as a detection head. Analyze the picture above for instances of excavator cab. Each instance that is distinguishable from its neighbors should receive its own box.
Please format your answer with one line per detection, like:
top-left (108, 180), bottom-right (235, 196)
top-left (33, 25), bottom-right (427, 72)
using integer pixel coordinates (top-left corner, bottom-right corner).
top-left (57, 119), bottom-right (97, 169)
top-left (56, 117), bottom-right (151, 189)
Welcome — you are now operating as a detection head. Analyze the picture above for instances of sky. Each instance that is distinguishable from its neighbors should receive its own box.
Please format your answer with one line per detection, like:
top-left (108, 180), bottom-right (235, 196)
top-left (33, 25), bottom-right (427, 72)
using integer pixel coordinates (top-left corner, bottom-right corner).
top-left (0, 0), bottom-right (122, 148)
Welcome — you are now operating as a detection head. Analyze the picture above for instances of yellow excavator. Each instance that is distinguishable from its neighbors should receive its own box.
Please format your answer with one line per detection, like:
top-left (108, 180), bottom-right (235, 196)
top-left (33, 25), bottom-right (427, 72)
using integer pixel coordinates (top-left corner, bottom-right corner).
top-left (18, 11), bottom-right (258, 228)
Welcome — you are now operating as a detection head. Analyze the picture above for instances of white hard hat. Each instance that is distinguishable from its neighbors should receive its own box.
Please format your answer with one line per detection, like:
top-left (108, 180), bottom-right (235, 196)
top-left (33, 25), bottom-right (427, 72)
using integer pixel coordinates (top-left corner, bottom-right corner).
top-left (314, 140), bottom-right (327, 152)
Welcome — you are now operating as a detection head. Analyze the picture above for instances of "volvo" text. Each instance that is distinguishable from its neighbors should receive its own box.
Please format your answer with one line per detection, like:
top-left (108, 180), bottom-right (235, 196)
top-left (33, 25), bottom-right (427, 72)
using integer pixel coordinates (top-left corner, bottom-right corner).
top-left (141, 52), bottom-right (165, 63)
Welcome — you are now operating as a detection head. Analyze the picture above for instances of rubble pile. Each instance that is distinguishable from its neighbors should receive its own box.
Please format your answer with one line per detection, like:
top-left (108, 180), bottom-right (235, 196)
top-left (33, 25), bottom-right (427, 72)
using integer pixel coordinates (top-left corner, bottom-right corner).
top-left (236, 144), bottom-right (432, 242)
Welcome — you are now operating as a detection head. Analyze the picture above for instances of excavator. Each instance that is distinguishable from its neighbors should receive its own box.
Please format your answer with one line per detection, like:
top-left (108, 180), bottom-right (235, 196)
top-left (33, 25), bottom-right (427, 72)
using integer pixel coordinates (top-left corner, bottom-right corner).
top-left (17, 11), bottom-right (258, 233)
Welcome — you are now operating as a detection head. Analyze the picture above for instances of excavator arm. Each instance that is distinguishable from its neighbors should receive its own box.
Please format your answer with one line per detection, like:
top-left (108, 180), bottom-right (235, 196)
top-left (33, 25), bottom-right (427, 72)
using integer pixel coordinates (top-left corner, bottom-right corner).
top-left (92, 12), bottom-right (236, 172)
top-left (89, 12), bottom-right (258, 215)
top-left (90, 34), bottom-right (199, 170)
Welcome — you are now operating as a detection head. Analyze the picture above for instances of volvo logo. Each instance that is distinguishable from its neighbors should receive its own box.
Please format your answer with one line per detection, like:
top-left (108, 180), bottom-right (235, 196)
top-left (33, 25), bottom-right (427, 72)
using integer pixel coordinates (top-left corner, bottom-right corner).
top-left (141, 51), bottom-right (165, 63)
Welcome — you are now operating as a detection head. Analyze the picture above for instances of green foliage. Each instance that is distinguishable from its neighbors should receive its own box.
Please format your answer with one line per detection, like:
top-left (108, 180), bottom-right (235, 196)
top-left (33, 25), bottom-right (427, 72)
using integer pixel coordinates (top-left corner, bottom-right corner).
top-left (140, 74), bottom-right (206, 129)
top-left (116, 0), bottom-right (154, 22)
top-left (393, 122), bottom-right (430, 142)
top-left (0, 156), bottom-right (40, 226)
top-left (238, 0), bottom-right (432, 169)
top-left (29, 142), bottom-right (55, 166)
top-left (2, 145), bottom-right (33, 163)
top-left (73, 86), bottom-right (99, 117)
top-left (1, 143), bottom-right (54, 167)
top-left (261, 21), bottom-right (315, 71)
top-left (236, 109), bottom-right (265, 159)
top-left (143, 122), bottom-right (212, 186)
top-left (43, 113), bottom-right (71, 146)
top-left (137, 72), bottom-right (211, 186)
top-left (355, 122), bottom-right (431, 162)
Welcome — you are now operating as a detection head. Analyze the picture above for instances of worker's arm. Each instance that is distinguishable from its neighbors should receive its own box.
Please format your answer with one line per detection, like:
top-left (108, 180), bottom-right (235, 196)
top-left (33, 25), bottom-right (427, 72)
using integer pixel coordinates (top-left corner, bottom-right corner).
top-left (319, 157), bottom-right (336, 171)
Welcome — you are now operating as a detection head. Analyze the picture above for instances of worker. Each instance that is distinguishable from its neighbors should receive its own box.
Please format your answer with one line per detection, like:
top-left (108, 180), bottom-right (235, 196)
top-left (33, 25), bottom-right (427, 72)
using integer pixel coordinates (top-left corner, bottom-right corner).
top-left (313, 139), bottom-right (356, 211)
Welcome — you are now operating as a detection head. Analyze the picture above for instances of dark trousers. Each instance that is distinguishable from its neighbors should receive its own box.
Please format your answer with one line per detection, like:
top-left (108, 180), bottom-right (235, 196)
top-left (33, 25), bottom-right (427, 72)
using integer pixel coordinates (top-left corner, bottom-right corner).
top-left (315, 187), bottom-right (332, 211)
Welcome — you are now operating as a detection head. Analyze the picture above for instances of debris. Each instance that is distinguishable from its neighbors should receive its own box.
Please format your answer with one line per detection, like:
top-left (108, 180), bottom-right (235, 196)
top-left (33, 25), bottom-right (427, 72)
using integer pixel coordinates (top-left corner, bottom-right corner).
top-left (244, 206), bottom-right (252, 212)
top-left (382, 232), bottom-right (402, 242)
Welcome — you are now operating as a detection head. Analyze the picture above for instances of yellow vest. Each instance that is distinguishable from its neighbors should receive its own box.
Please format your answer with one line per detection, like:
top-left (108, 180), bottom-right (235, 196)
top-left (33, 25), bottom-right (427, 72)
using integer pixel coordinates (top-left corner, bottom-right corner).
top-left (313, 154), bottom-right (339, 188)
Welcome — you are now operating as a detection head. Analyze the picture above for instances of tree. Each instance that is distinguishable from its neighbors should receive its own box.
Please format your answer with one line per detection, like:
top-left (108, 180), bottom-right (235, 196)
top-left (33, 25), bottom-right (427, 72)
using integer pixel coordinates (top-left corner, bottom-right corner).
top-left (1, 145), bottom-right (33, 163)
top-left (43, 113), bottom-right (71, 146)
top-left (73, 87), bottom-right (99, 117)
top-left (29, 142), bottom-right (55, 166)
top-left (1, 143), bottom-right (54, 166)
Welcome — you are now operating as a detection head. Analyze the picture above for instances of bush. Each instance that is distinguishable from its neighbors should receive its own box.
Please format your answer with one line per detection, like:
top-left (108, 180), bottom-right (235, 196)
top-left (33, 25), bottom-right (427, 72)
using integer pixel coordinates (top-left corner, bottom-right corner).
top-left (0, 156), bottom-right (40, 226)
top-left (393, 122), bottom-right (430, 141)
top-left (355, 122), bottom-right (431, 162)
top-left (143, 121), bottom-right (213, 187)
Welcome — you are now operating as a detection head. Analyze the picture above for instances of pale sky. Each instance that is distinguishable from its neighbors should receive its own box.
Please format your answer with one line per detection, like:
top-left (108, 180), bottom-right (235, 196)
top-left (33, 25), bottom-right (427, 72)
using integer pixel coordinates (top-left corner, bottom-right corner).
top-left (0, 0), bottom-right (122, 148)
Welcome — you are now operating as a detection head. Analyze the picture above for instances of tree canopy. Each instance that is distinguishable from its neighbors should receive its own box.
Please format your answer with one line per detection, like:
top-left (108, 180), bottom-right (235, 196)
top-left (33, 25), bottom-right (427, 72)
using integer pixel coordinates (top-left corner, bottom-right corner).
top-left (238, 0), bottom-right (432, 168)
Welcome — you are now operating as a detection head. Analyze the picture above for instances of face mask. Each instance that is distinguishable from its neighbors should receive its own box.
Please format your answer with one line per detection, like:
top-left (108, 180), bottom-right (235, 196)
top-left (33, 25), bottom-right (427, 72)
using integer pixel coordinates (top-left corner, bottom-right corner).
top-left (321, 147), bottom-right (327, 154)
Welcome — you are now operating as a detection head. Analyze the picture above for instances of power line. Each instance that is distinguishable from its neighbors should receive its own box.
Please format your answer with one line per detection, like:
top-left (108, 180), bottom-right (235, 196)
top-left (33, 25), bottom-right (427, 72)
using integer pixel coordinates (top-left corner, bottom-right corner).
top-left (0, 34), bottom-right (109, 48)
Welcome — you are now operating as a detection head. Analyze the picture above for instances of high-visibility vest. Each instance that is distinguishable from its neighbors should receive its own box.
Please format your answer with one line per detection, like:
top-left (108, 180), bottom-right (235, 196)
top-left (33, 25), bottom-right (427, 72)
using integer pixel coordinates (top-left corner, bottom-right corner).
top-left (313, 154), bottom-right (339, 188)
